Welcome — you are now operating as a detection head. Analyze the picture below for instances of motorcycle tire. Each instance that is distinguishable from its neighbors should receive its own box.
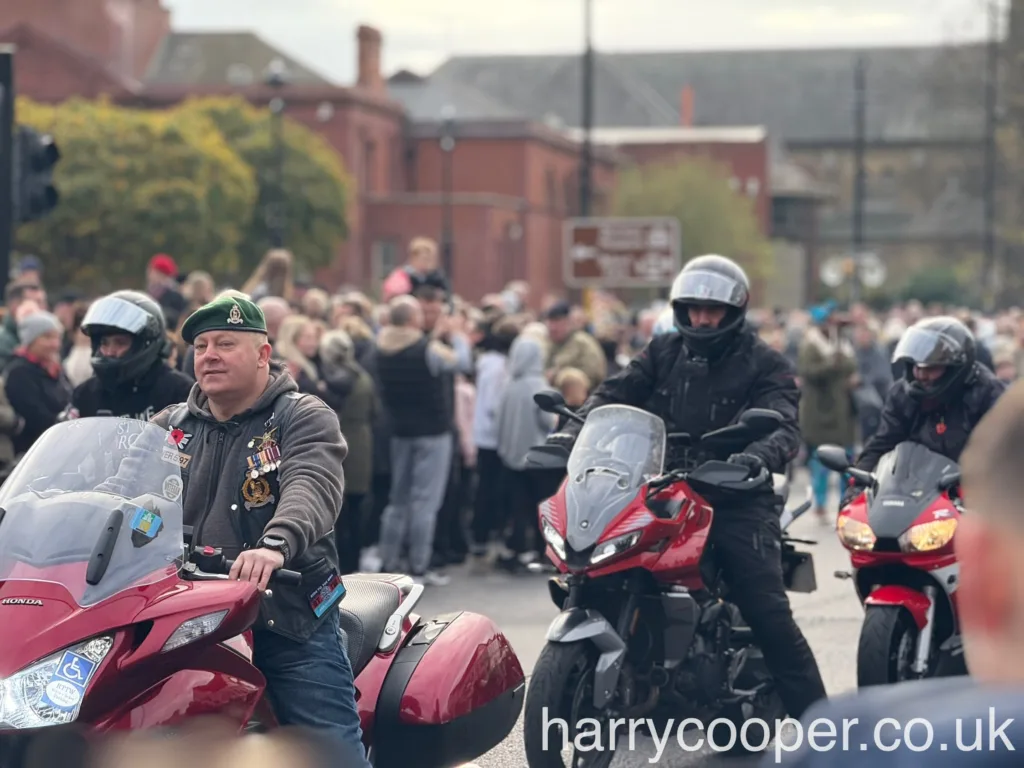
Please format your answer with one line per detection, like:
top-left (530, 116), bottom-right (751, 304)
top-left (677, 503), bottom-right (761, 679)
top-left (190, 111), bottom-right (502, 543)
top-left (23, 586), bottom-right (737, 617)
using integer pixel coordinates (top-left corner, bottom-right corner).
top-left (524, 642), bottom-right (615, 768)
top-left (857, 605), bottom-right (919, 687)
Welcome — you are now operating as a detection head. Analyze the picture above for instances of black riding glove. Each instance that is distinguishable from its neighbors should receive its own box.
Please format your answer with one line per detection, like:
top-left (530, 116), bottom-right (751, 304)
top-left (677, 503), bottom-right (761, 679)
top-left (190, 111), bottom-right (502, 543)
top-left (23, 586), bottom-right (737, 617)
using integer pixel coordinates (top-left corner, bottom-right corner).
top-left (727, 452), bottom-right (766, 478)
top-left (546, 433), bottom-right (575, 451)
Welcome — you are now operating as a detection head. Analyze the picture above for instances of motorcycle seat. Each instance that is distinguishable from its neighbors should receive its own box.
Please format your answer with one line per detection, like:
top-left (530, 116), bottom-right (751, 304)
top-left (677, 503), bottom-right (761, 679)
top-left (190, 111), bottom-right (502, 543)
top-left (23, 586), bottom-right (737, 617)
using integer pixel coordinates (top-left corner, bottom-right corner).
top-left (337, 575), bottom-right (404, 675)
top-left (772, 473), bottom-right (789, 505)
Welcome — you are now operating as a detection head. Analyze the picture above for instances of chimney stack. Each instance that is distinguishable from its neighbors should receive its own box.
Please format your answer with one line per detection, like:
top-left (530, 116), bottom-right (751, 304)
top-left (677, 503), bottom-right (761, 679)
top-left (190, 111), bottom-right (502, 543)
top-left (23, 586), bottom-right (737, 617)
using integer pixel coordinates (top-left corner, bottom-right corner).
top-left (680, 85), bottom-right (694, 127)
top-left (356, 25), bottom-right (384, 91)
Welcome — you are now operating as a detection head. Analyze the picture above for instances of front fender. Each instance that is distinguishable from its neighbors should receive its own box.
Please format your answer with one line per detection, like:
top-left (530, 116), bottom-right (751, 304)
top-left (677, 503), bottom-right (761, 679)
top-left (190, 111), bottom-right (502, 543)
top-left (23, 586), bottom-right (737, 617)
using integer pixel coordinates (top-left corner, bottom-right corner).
top-left (546, 608), bottom-right (626, 710)
top-left (865, 585), bottom-right (930, 629)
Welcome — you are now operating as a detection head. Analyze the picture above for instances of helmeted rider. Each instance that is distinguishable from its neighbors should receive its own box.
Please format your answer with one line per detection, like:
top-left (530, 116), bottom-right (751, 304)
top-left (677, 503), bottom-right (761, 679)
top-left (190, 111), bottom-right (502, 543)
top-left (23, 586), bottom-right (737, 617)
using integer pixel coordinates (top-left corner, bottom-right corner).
top-left (546, 254), bottom-right (827, 720)
top-left (67, 290), bottom-right (193, 420)
top-left (843, 315), bottom-right (1006, 506)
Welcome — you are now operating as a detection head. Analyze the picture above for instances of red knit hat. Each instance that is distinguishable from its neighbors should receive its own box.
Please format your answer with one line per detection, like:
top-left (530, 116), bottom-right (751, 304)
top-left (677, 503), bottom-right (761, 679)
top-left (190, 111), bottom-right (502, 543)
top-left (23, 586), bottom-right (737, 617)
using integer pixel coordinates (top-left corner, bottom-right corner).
top-left (149, 253), bottom-right (178, 278)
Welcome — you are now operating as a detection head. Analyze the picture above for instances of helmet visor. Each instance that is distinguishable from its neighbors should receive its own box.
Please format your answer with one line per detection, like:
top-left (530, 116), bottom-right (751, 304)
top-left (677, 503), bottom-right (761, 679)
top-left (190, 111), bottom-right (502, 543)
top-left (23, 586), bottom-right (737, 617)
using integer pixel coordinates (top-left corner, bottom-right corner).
top-left (891, 327), bottom-right (964, 367)
top-left (81, 296), bottom-right (151, 335)
top-left (671, 270), bottom-right (747, 308)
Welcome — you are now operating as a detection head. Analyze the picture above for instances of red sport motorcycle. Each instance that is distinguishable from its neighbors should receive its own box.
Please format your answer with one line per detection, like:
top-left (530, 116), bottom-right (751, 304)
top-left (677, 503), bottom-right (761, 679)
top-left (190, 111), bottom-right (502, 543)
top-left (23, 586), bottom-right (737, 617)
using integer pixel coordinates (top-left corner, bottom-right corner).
top-left (522, 392), bottom-right (817, 767)
top-left (0, 418), bottom-right (524, 767)
top-left (816, 441), bottom-right (966, 687)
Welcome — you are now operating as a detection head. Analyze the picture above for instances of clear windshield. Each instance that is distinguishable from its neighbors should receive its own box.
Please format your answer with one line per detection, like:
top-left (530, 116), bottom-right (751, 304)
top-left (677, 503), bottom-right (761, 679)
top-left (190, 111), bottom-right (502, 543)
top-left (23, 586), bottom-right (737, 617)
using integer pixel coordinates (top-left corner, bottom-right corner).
top-left (0, 418), bottom-right (184, 607)
top-left (564, 405), bottom-right (666, 552)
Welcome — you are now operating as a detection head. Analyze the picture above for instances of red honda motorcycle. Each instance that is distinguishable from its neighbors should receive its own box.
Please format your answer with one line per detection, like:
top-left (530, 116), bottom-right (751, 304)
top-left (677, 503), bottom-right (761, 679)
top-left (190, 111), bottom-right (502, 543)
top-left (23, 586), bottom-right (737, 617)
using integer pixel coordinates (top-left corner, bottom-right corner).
top-left (0, 418), bottom-right (524, 767)
top-left (817, 441), bottom-right (966, 687)
top-left (522, 392), bottom-right (817, 767)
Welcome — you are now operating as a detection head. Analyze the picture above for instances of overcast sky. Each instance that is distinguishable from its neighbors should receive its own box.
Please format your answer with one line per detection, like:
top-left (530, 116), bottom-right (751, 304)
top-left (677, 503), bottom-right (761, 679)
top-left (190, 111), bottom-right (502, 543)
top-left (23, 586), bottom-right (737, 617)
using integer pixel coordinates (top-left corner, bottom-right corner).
top-left (162, 0), bottom-right (997, 84)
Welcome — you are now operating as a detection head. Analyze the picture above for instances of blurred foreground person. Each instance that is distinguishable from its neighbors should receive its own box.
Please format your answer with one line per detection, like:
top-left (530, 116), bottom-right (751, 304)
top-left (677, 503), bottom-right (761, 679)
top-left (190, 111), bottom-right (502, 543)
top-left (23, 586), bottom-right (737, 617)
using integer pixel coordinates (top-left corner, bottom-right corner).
top-left (771, 379), bottom-right (1024, 766)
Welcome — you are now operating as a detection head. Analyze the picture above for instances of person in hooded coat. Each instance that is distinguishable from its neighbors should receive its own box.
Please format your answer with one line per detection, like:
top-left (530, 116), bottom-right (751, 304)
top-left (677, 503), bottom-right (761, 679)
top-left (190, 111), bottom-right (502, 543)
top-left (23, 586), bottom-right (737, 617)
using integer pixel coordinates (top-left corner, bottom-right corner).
top-left (495, 335), bottom-right (556, 571)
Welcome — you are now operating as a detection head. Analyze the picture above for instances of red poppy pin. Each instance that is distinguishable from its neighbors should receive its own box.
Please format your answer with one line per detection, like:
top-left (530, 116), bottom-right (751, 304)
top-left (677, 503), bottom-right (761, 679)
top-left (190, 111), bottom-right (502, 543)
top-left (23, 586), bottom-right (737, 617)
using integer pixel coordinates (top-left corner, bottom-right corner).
top-left (936, 421), bottom-right (947, 435)
top-left (169, 428), bottom-right (192, 449)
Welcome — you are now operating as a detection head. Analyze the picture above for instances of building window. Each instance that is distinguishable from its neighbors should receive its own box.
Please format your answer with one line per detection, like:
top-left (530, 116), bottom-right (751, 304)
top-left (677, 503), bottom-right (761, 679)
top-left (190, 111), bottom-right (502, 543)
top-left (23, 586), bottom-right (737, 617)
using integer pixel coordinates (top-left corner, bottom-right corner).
top-left (371, 241), bottom-right (400, 287)
top-left (362, 140), bottom-right (376, 193)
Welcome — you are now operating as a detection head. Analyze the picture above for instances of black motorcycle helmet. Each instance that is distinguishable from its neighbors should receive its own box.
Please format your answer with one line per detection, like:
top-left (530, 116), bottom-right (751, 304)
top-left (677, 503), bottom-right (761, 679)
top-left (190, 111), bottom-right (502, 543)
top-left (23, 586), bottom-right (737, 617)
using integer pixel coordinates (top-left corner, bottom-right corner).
top-left (670, 254), bottom-right (750, 359)
top-left (81, 290), bottom-right (169, 388)
top-left (892, 316), bottom-right (977, 408)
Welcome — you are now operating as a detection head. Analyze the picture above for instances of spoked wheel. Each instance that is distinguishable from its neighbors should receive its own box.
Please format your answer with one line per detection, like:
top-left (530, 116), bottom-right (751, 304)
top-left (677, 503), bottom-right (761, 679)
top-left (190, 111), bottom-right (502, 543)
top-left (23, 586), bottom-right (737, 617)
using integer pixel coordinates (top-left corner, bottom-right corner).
top-left (524, 642), bottom-right (616, 768)
top-left (857, 606), bottom-right (923, 687)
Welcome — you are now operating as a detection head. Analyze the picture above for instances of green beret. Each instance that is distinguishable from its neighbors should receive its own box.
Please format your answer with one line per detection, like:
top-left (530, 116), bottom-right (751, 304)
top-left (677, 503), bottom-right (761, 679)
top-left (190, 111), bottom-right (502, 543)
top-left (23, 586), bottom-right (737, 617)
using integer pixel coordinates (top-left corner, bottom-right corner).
top-left (181, 295), bottom-right (267, 345)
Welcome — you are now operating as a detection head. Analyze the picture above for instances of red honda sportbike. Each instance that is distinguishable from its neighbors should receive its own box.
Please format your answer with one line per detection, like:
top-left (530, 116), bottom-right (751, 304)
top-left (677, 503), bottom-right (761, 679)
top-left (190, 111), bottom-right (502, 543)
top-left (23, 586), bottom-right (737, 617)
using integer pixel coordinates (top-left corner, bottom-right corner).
top-left (817, 441), bottom-right (967, 687)
top-left (522, 393), bottom-right (816, 768)
top-left (0, 418), bottom-right (524, 767)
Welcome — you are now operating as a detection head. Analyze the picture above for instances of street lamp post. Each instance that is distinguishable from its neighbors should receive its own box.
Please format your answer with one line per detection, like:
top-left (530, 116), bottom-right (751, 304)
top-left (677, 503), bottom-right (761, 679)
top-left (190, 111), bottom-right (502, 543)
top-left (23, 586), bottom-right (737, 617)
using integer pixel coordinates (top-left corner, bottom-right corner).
top-left (439, 105), bottom-right (456, 280)
top-left (264, 58), bottom-right (289, 248)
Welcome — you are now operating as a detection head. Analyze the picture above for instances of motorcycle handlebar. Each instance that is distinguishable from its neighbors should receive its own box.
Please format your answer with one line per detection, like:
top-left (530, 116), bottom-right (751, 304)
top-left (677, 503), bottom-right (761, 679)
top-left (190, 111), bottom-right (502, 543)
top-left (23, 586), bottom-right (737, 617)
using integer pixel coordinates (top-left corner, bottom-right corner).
top-left (223, 558), bottom-right (303, 587)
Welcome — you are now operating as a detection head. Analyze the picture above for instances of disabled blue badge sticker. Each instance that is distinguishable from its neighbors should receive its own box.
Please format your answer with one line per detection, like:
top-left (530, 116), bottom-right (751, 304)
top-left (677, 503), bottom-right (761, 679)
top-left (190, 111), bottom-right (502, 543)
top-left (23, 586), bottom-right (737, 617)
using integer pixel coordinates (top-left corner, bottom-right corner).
top-left (130, 507), bottom-right (162, 538)
top-left (40, 651), bottom-right (97, 712)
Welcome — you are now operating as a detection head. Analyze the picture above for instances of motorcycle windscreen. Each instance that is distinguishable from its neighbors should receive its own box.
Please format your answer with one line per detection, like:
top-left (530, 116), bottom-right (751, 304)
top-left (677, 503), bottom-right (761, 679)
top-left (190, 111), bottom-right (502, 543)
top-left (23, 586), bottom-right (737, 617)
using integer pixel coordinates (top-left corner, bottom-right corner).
top-left (0, 418), bottom-right (185, 607)
top-left (868, 441), bottom-right (958, 539)
top-left (564, 404), bottom-right (665, 552)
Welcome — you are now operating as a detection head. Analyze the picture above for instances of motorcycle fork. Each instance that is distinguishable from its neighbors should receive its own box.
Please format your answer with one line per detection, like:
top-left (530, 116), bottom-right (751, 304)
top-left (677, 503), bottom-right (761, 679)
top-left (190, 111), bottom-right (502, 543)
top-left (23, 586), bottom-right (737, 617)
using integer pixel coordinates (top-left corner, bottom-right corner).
top-left (911, 585), bottom-right (937, 675)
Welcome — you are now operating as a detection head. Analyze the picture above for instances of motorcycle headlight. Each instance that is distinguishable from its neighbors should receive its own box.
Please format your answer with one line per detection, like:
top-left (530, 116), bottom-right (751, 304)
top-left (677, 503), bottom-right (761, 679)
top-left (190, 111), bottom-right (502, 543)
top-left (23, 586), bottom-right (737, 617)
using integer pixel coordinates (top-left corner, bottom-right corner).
top-left (541, 517), bottom-right (566, 561)
top-left (837, 516), bottom-right (875, 551)
top-left (0, 635), bottom-right (113, 729)
top-left (899, 518), bottom-right (957, 553)
top-left (591, 530), bottom-right (642, 565)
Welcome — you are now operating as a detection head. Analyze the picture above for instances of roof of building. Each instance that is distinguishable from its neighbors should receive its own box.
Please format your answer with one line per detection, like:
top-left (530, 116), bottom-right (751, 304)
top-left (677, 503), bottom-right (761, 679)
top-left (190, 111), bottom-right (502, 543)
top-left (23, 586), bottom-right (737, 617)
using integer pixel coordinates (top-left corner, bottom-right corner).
top-left (426, 45), bottom-right (987, 143)
top-left (562, 126), bottom-right (768, 145)
top-left (143, 31), bottom-right (334, 87)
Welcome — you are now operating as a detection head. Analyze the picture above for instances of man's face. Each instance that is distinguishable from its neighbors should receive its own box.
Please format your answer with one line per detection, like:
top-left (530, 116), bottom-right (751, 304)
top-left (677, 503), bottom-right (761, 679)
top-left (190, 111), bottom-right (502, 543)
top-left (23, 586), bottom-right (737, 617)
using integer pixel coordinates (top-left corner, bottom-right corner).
top-left (14, 287), bottom-right (44, 312)
top-left (410, 247), bottom-right (437, 273)
top-left (546, 317), bottom-right (570, 343)
top-left (913, 365), bottom-right (946, 385)
top-left (99, 333), bottom-right (134, 359)
top-left (54, 301), bottom-right (76, 330)
top-left (421, 300), bottom-right (443, 332)
top-left (687, 305), bottom-right (727, 329)
top-left (30, 330), bottom-right (62, 362)
top-left (194, 331), bottom-right (271, 397)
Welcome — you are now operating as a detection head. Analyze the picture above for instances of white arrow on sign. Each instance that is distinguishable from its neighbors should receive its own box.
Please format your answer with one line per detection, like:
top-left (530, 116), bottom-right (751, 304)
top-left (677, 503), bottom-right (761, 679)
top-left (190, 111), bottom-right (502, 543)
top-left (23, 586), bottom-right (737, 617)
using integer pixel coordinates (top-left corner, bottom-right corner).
top-left (858, 253), bottom-right (887, 288)
top-left (819, 257), bottom-right (846, 288)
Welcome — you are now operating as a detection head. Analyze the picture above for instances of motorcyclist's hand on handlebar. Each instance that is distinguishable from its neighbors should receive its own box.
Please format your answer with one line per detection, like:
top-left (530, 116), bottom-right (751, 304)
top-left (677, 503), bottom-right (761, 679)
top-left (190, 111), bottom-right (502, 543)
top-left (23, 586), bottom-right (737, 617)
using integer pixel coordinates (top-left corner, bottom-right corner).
top-left (546, 432), bottom-right (575, 450)
top-left (229, 548), bottom-right (285, 592)
top-left (727, 452), bottom-right (766, 479)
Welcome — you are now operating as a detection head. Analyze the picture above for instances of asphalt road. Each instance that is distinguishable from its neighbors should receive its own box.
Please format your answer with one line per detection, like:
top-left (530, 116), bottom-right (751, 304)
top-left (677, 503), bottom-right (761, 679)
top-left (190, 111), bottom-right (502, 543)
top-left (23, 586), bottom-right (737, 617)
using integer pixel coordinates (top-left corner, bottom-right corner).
top-left (413, 474), bottom-right (863, 767)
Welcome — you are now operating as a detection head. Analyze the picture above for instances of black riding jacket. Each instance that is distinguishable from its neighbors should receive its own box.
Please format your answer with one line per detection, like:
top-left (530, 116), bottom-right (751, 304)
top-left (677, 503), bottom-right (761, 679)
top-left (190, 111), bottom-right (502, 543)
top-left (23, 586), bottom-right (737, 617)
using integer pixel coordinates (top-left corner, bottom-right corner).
top-left (71, 362), bottom-right (194, 421)
top-left (854, 362), bottom-right (1006, 472)
top-left (560, 328), bottom-right (802, 474)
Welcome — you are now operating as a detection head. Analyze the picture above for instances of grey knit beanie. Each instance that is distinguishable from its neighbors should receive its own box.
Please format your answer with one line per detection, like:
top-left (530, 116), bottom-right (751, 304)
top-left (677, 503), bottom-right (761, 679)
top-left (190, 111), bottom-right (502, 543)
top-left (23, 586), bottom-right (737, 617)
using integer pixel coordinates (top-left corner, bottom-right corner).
top-left (18, 311), bottom-right (62, 348)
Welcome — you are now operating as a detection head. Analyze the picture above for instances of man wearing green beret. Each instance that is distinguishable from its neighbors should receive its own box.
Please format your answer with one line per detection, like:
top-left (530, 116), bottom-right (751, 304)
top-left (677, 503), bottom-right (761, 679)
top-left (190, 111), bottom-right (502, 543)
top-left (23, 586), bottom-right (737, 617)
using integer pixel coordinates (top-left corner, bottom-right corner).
top-left (153, 294), bottom-right (368, 763)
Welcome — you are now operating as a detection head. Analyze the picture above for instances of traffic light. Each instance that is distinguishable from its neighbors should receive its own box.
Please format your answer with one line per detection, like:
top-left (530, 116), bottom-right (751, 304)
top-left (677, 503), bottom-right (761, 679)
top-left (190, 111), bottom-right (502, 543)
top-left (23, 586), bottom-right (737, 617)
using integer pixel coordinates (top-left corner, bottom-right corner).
top-left (13, 125), bottom-right (59, 223)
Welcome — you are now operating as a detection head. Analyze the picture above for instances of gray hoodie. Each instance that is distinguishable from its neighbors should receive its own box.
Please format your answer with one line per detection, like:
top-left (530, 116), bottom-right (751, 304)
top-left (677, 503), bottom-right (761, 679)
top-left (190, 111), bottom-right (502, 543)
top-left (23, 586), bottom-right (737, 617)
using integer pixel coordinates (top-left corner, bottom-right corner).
top-left (496, 336), bottom-right (556, 471)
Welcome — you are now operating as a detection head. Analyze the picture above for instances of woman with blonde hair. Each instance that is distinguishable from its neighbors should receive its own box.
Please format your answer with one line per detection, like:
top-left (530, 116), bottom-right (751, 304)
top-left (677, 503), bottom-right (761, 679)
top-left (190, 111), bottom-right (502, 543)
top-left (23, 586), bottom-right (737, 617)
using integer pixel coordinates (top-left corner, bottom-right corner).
top-left (241, 248), bottom-right (295, 303)
top-left (275, 314), bottom-right (320, 387)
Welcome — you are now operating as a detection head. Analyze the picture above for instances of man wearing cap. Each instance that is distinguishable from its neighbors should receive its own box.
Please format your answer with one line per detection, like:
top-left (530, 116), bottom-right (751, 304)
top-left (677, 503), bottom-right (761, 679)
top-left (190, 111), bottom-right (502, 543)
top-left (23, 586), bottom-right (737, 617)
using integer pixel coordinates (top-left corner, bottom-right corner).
top-left (148, 295), bottom-right (367, 763)
top-left (544, 300), bottom-right (607, 389)
top-left (146, 254), bottom-right (186, 330)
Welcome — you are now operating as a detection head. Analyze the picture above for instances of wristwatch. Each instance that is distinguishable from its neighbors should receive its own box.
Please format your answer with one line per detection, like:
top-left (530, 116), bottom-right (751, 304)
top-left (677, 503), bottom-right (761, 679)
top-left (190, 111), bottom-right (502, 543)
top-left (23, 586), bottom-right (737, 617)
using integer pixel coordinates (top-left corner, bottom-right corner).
top-left (258, 535), bottom-right (290, 564)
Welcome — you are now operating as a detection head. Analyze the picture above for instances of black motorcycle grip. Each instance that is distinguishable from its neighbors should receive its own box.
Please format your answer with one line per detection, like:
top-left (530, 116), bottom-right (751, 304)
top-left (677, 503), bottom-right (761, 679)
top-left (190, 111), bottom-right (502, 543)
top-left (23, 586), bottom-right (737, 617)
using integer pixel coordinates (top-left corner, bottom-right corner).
top-left (223, 558), bottom-right (303, 586)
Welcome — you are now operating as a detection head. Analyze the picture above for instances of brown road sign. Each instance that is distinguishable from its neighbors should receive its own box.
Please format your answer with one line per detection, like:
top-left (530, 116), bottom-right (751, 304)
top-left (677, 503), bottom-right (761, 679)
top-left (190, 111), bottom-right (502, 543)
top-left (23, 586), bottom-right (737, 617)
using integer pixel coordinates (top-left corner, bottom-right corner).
top-left (563, 217), bottom-right (681, 288)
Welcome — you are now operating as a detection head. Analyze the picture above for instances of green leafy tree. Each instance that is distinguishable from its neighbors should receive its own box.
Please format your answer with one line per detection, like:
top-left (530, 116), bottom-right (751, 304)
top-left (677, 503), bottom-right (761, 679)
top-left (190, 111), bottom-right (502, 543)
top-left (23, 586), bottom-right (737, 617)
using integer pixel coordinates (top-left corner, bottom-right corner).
top-left (610, 156), bottom-right (773, 281)
top-left (13, 95), bottom-right (352, 291)
top-left (15, 97), bottom-right (257, 289)
top-left (176, 96), bottom-right (352, 275)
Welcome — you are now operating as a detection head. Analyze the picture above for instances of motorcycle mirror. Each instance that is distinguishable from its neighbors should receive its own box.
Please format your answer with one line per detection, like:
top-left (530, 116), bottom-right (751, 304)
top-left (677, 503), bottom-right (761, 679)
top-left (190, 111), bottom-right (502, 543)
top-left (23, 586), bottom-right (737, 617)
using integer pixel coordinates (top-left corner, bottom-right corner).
top-left (816, 445), bottom-right (852, 473)
top-left (738, 408), bottom-right (783, 434)
top-left (534, 390), bottom-right (566, 413)
top-left (937, 471), bottom-right (961, 492)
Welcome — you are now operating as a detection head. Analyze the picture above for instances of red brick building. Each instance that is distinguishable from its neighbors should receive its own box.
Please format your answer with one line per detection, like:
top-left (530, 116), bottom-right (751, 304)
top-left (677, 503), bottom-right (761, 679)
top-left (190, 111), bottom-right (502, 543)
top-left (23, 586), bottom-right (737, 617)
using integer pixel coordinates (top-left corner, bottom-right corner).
top-left (0, 0), bottom-right (786, 303)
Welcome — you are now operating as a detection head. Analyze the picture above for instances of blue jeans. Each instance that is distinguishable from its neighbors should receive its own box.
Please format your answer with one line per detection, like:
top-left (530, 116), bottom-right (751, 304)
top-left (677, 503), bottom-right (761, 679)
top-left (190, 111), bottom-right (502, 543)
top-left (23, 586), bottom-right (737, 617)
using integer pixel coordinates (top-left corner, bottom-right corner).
top-left (807, 445), bottom-right (854, 510)
top-left (253, 620), bottom-right (370, 767)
